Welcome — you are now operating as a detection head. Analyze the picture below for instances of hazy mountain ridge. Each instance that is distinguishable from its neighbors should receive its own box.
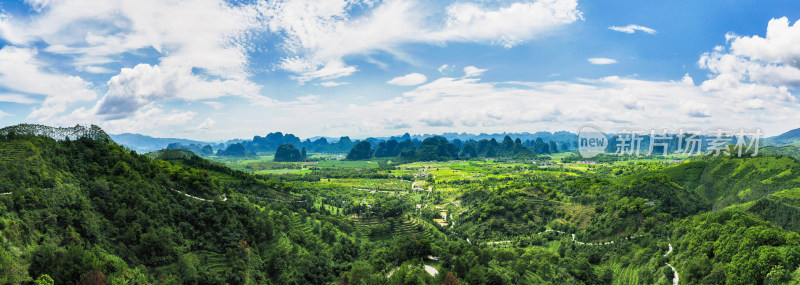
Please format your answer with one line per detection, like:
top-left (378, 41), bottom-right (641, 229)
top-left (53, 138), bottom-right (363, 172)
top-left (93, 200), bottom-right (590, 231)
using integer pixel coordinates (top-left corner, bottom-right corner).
top-left (109, 133), bottom-right (216, 153)
top-left (767, 127), bottom-right (800, 146)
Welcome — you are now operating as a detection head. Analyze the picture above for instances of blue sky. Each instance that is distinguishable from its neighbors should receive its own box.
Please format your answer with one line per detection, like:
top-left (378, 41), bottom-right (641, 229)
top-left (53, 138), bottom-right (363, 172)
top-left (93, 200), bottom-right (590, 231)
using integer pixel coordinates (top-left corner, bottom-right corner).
top-left (0, 0), bottom-right (798, 140)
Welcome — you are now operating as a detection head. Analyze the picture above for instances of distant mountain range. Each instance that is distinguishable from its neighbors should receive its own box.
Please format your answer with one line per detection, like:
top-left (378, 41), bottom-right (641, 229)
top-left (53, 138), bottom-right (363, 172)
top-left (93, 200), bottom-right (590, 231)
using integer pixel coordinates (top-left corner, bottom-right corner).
top-left (109, 133), bottom-right (216, 153)
top-left (766, 127), bottom-right (800, 146)
top-left (272, 131), bottom-right (580, 146)
top-left (110, 131), bottom-right (582, 154)
top-left (109, 127), bottom-right (800, 155)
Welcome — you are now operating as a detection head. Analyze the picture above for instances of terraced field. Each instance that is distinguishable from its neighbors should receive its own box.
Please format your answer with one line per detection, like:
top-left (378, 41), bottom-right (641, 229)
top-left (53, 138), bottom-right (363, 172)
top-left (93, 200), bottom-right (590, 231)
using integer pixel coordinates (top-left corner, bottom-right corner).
top-left (290, 213), bottom-right (319, 242)
top-left (193, 250), bottom-right (230, 275)
top-left (351, 215), bottom-right (443, 241)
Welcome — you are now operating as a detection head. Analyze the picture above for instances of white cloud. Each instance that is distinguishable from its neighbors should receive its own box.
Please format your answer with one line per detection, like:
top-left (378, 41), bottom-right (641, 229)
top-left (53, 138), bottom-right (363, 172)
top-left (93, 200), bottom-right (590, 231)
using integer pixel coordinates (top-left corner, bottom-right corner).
top-left (681, 73), bottom-right (694, 85)
top-left (319, 81), bottom-right (350, 87)
top-left (588, 58), bottom-right (617, 65)
top-left (2, 0), bottom-right (262, 80)
top-left (681, 102), bottom-right (711, 118)
top-left (58, 105), bottom-right (197, 135)
top-left (0, 13), bottom-right (25, 44)
top-left (0, 110), bottom-right (12, 118)
top-left (296, 95), bottom-right (320, 104)
top-left (387, 73), bottom-right (428, 86)
top-left (0, 47), bottom-right (96, 121)
top-left (419, 114), bottom-right (455, 127)
top-left (92, 63), bottom-right (264, 120)
top-left (0, 93), bottom-right (37, 104)
top-left (729, 17), bottom-right (800, 66)
top-left (284, 59), bottom-right (359, 84)
top-left (196, 118), bottom-right (216, 130)
top-left (438, 64), bottom-right (450, 73)
top-left (700, 50), bottom-right (800, 88)
top-left (0, 0), bottom-right (271, 124)
top-left (263, 0), bottom-right (581, 82)
top-left (608, 24), bottom-right (657, 34)
top-left (24, 0), bottom-right (50, 12)
top-left (432, 0), bottom-right (583, 48)
top-left (103, 107), bottom-right (197, 135)
top-left (80, 66), bottom-right (115, 74)
top-left (203, 101), bottom-right (224, 110)
top-left (698, 17), bottom-right (800, 89)
top-left (463, 66), bottom-right (487, 77)
top-left (697, 17), bottom-right (799, 114)
top-left (296, 70), bottom-right (799, 137)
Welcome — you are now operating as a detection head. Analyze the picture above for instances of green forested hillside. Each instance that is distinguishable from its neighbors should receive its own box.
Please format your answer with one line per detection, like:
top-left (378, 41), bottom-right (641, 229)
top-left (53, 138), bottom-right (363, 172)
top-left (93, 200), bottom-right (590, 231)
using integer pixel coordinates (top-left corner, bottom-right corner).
top-left (0, 132), bottom-right (350, 283)
top-left (761, 145), bottom-right (800, 159)
top-left (633, 155), bottom-right (800, 210)
top-left (3, 126), bottom-right (800, 284)
top-left (671, 210), bottom-right (800, 284)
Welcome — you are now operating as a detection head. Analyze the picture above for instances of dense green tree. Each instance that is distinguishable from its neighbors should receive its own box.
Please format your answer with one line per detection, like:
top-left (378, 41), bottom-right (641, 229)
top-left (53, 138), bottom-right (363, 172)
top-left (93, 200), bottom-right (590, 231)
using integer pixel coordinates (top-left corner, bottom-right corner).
top-left (34, 274), bottom-right (54, 285)
top-left (347, 141), bottom-right (373, 160)
top-left (533, 138), bottom-right (549, 154)
top-left (501, 135), bottom-right (515, 151)
top-left (0, 246), bottom-right (31, 284)
top-left (549, 141), bottom-right (558, 153)
top-left (274, 144), bottom-right (302, 162)
top-left (461, 142), bottom-right (478, 158)
top-left (413, 136), bottom-right (459, 161)
top-left (217, 143), bottom-right (256, 157)
top-left (374, 140), bottom-right (402, 157)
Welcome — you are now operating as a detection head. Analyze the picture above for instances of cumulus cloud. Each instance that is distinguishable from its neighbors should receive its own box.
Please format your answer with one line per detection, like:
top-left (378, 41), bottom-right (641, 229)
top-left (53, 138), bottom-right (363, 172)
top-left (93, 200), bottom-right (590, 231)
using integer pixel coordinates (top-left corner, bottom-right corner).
top-left (419, 114), bottom-right (455, 127)
top-left (93, 63), bottom-right (264, 120)
top-left (681, 73), bottom-right (694, 85)
top-left (0, 47), bottom-right (96, 120)
top-left (263, 0), bottom-right (582, 82)
top-left (588, 58), bottom-right (617, 65)
top-left (299, 69), bottom-right (798, 137)
top-left (382, 118), bottom-right (412, 129)
top-left (728, 17), bottom-right (800, 67)
top-left (0, 0), bottom-right (275, 124)
top-left (608, 24), bottom-right (657, 34)
top-left (432, 0), bottom-right (583, 47)
top-left (463, 66), bottom-right (487, 77)
top-left (2, 0), bottom-right (262, 79)
top-left (196, 118), bottom-right (216, 130)
top-left (681, 102), bottom-right (711, 118)
top-left (59, 105), bottom-right (197, 135)
top-left (387, 73), bottom-right (428, 86)
top-left (698, 17), bottom-right (799, 112)
top-left (700, 17), bottom-right (800, 89)
top-left (103, 107), bottom-right (197, 135)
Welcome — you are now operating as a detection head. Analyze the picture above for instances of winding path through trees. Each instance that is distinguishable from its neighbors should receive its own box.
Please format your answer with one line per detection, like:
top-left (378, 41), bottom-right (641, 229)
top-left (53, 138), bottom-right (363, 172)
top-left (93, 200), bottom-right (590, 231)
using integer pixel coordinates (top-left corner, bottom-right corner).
top-left (534, 229), bottom-right (646, 245)
top-left (167, 187), bottom-right (309, 204)
top-left (168, 188), bottom-right (227, 202)
top-left (386, 264), bottom-right (439, 278)
top-left (535, 230), bottom-right (679, 284)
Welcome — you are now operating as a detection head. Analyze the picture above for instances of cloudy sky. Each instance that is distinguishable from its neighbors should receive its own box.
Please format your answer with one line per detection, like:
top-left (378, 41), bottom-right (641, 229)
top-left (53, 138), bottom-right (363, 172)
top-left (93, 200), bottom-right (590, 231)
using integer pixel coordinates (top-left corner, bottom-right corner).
top-left (0, 0), bottom-right (799, 140)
